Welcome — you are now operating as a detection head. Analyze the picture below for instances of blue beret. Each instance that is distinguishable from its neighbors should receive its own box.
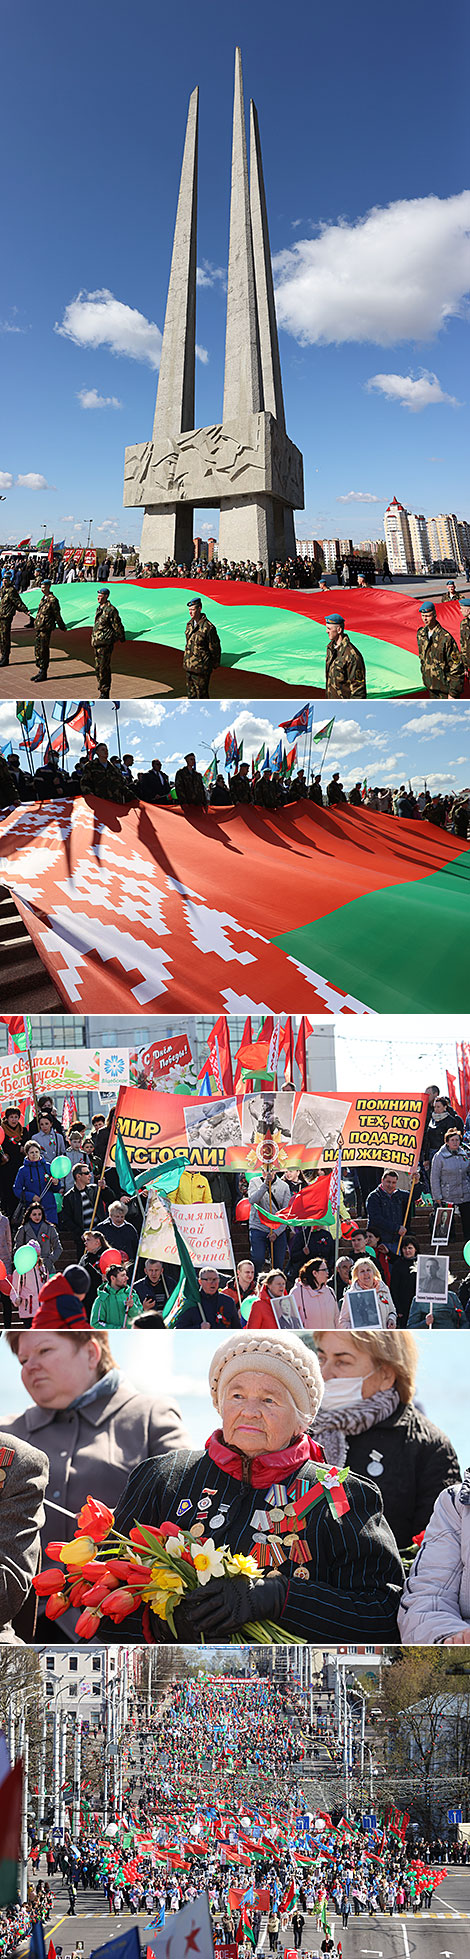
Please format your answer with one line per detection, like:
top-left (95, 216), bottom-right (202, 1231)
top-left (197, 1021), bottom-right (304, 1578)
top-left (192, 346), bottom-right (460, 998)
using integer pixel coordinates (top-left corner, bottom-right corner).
top-left (325, 613), bottom-right (344, 626)
top-left (98, 586), bottom-right (110, 595)
top-left (419, 601), bottom-right (436, 614)
top-left (459, 595), bottom-right (470, 607)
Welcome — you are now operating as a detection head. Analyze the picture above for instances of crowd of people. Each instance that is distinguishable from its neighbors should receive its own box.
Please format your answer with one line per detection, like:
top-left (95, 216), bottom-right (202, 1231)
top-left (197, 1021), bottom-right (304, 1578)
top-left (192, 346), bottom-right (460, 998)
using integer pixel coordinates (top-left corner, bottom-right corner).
top-left (1, 738), bottom-right (469, 836)
top-left (0, 549), bottom-right (385, 593)
top-left (1, 1084), bottom-right (470, 1333)
top-left (0, 1675), bottom-right (462, 1957)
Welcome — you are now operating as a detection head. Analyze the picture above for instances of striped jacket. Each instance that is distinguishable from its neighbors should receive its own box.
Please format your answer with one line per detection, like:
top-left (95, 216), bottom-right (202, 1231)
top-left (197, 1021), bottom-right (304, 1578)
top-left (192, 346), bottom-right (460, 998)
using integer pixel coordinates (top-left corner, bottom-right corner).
top-left (114, 1439), bottom-right (403, 1644)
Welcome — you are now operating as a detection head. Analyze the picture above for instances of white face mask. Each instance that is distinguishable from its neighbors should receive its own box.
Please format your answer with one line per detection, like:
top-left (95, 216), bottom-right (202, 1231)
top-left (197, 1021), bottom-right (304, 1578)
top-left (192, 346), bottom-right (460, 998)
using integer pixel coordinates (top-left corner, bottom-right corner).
top-left (320, 1367), bottom-right (376, 1411)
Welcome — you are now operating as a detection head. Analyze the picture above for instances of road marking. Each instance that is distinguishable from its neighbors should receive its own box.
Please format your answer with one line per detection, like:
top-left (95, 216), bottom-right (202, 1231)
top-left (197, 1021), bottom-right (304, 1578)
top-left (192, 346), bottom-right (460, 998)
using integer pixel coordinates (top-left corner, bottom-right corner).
top-left (440, 1898), bottom-right (461, 1917)
top-left (402, 1927), bottom-right (410, 1958)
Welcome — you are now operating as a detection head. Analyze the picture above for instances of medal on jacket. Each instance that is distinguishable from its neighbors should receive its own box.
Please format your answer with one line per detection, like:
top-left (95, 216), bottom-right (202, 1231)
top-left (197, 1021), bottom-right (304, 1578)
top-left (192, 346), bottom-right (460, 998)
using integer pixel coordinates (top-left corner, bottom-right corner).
top-left (366, 1450), bottom-right (384, 1478)
top-left (0, 1444), bottom-right (14, 1490)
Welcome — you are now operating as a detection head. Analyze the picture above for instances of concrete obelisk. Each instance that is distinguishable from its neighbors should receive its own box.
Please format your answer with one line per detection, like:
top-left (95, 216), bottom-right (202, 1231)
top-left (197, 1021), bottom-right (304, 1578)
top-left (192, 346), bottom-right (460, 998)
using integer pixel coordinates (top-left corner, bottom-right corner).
top-left (123, 51), bottom-right (304, 571)
top-left (139, 86), bottom-right (199, 567)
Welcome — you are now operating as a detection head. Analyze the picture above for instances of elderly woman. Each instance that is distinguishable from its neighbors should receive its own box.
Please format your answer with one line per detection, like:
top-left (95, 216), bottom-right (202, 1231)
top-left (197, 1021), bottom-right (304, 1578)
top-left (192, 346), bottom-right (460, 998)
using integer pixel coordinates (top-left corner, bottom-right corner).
top-left (1, 1326), bottom-right (190, 1640)
top-left (339, 1257), bottom-right (396, 1329)
top-left (113, 1330), bottom-right (404, 1643)
top-left (286, 1257), bottom-right (340, 1328)
top-left (312, 1328), bottom-right (460, 1551)
top-left (398, 1472), bottom-right (470, 1644)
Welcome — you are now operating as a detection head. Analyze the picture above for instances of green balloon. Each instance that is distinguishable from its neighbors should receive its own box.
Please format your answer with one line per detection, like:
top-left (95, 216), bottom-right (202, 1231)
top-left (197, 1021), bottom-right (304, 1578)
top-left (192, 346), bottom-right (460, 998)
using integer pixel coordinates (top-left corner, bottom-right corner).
top-left (464, 1240), bottom-right (470, 1267)
top-left (50, 1154), bottom-right (72, 1178)
top-left (14, 1244), bottom-right (38, 1274)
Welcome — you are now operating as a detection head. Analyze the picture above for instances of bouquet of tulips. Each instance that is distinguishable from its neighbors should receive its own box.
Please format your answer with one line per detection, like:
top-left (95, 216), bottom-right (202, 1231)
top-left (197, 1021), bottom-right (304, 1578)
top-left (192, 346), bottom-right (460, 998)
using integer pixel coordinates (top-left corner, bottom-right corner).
top-left (33, 1496), bottom-right (300, 1644)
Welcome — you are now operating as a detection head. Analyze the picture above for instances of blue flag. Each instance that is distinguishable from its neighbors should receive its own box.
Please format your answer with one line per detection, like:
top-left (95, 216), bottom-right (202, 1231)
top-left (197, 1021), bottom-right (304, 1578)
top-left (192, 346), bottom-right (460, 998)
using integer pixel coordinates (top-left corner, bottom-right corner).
top-left (29, 1925), bottom-right (47, 1959)
top-left (89, 1932), bottom-right (141, 1959)
top-left (270, 739), bottom-right (283, 772)
top-left (279, 703), bottom-right (314, 735)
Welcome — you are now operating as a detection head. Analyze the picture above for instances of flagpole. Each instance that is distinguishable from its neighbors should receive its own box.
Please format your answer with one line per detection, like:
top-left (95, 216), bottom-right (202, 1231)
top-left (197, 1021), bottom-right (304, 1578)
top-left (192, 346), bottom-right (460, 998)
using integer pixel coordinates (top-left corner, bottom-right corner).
top-left (123, 1191), bottom-right (150, 1323)
top-left (319, 720), bottom-right (334, 780)
top-left (114, 702), bottom-right (123, 768)
top-left (25, 1025), bottom-right (40, 1127)
top-left (89, 1103), bottom-right (120, 1231)
top-left (41, 700), bottom-right (53, 757)
top-left (305, 707), bottom-right (315, 788)
top-left (16, 712), bottom-right (34, 779)
top-left (333, 1134), bottom-right (343, 1300)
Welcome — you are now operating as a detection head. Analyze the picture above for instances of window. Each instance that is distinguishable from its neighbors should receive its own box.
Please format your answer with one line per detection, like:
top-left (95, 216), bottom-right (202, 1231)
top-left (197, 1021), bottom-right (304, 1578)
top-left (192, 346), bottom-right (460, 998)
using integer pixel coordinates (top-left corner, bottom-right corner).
top-left (69, 1657), bottom-right (78, 1672)
top-left (92, 1658), bottom-right (101, 1672)
top-left (92, 1685), bottom-right (101, 1696)
top-left (46, 1656), bottom-right (55, 1669)
top-left (69, 1685), bottom-right (77, 1698)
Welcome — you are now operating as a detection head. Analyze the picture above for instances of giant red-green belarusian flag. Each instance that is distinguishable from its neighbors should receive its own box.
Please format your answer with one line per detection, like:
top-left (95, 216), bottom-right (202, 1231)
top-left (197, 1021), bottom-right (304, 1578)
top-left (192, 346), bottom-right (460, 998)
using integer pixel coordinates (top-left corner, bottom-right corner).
top-left (22, 581), bottom-right (462, 697)
top-left (0, 799), bottom-right (468, 1014)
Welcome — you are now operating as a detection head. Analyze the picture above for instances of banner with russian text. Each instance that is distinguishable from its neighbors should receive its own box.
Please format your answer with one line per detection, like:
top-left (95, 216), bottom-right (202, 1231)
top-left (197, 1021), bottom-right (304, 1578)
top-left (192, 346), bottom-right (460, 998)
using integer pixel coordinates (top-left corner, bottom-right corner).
top-left (113, 1086), bottom-right (428, 1175)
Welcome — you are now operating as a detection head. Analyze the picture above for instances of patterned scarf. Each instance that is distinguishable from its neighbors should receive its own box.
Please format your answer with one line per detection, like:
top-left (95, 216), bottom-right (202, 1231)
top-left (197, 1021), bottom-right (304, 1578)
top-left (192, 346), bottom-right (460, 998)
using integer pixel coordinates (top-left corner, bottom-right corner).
top-left (312, 1386), bottom-right (401, 1467)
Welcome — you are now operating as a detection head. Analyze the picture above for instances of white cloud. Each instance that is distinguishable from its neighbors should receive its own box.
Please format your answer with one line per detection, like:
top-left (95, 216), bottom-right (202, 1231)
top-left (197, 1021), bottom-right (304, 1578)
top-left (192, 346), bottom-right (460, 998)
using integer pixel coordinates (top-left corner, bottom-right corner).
top-left (0, 472), bottom-right (13, 491)
top-left (402, 708), bottom-right (470, 740)
top-left (0, 320), bottom-right (23, 334)
top-left (78, 387), bottom-right (122, 410)
top-left (195, 344), bottom-right (209, 365)
top-left (366, 370), bottom-right (460, 412)
top-left (56, 289), bottom-right (162, 368)
top-left (196, 262), bottom-right (226, 290)
top-left (336, 491), bottom-right (384, 504)
top-left (16, 473), bottom-right (53, 490)
top-left (96, 519), bottom-right (119, 533)
top-left (273, 190), bottom-right (470, 346)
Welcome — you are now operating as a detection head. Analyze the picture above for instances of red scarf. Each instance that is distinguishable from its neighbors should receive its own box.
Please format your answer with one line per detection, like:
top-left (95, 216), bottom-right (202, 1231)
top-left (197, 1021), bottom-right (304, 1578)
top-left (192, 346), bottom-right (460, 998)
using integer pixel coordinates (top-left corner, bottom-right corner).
top-left (206, 1428), bottom-right (324, 1488)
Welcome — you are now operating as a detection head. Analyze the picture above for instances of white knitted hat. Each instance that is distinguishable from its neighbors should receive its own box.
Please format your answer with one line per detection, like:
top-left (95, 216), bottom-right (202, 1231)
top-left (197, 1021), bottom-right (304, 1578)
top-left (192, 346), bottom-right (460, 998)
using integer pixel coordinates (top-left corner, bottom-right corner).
top-left (208, 1331), bottom-right (324, 1426)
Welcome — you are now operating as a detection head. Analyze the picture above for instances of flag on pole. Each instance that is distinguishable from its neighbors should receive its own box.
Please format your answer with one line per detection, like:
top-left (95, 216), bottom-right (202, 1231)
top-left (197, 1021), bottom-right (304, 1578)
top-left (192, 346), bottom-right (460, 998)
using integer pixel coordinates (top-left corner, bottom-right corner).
top-left (15, 702), bottom-right (36, 726)
top-left (0, 1015), bottom-right (32, 1052)
top-left (279, 704), bottom-right (314, 736)
top-left (284, 744), bottom-right (297, 776)
top-left (270, 739), bottom-right (283, 773)
top-left (202, 756), bottom-right (217, 786)
top-left (312, 718), bottom-right (335, 744)
top-left (162, 1217), bottom-right (202, 1326)
top-left (51, 703), bottom-right (68, 721)
top-left (0, 1761), bottom-right (23, 1906)
top-left (18, 538), bottom-right (31, 551)
top-left (20, 719), bottom-right (44, 754)
top-left (261, 749), bottom-right (271, 773)
top-left (294, 1016), bottom-right (313, 1090)
top-left (115, 1130), bottom-right (138, 1196)
top-left (252, 743), bottom-right (265, 774)
top-left (43, 728), bottom-right (69, 765)
top-left (48, 539), bottom-right (54, 565)
top-left (61, 1091), bottom-right (78, 1131)
top-left (233, 1016), bottom-right (252, 1093)
top-left (66, 702), bottom-right (92, 733)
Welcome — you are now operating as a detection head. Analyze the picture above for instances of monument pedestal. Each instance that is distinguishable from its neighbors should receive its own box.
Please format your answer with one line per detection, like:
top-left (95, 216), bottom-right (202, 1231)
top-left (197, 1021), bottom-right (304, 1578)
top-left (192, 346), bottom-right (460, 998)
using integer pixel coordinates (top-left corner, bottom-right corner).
top-left (140, 505), bottom-right (195, 568)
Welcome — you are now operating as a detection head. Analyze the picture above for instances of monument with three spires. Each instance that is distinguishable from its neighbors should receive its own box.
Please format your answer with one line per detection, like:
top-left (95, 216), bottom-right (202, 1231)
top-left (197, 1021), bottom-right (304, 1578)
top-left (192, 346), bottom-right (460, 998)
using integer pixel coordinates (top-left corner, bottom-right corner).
top-left (123, 48), bottom-right (304, 571)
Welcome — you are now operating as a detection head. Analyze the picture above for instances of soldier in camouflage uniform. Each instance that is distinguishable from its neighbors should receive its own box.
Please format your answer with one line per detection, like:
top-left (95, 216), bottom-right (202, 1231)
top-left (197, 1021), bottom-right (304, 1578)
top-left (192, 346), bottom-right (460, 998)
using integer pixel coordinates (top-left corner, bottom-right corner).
top-left (416, 600), bottom-right (464, 698)
top-left (78, 743), bottom-right (131, 804)
top-left (91, 588), bottom-right (125, 698)
top-left (34, 582), bottom-right (66, 681)
top-left (183, 596), bottom-right (221, 698)
top-left (325, 614), bottom-right (367, 698)
top-left (174, 753), bottom-right (208, 809)
top-left (459, 596), bottom-right (470, 678)
top-left (0, 575), bottom-right (32, 667)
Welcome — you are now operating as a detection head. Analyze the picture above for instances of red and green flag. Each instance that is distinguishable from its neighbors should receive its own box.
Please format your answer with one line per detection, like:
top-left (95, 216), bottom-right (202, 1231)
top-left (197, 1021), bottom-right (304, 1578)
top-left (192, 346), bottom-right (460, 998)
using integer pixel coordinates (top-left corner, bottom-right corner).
top-left (0, 800), bottom-right (468, 1014)
top-left (0, 1761), bottom-right (23, 1904)
top-left (0, 1015), bottom-right (32, 1051)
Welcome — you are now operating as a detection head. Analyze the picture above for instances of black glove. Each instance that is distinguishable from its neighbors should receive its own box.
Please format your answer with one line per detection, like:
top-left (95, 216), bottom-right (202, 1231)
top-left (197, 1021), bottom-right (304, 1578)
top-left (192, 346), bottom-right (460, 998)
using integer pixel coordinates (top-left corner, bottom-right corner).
top-left (173, 1571), bottom-right (287, 1638)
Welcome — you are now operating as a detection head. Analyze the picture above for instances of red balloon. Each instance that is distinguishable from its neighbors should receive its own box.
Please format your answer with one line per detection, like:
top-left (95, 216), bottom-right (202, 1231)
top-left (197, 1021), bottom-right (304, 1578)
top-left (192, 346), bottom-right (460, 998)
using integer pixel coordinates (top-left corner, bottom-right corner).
top-left (235, 1199), bottom-right (250, 1222)
top-left (0, 1259), bottom-right (6, 1282)
top-left (99, 1248), bottom-right (123, 1273)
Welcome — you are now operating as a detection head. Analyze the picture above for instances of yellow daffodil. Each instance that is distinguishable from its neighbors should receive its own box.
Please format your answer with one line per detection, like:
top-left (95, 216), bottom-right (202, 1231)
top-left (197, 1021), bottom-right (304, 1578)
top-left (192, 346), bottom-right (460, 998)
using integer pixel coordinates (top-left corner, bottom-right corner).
top-left (193, 1538), bottom-right (226, 1586)
top-left (149, 1565), bottom-right (184, 1592)
top-left (59, 1536), bottom-right (96, 1567)
top-left (228, 1554), bottom-right (259, 1579)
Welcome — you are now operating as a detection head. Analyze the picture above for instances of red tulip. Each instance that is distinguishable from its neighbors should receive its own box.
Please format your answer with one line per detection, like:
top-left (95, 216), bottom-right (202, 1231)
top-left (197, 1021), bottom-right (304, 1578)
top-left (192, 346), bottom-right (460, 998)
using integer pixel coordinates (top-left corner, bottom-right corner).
top-left (103, 1588), bottom-right (139, 1621)
top-left (76, 1497), bottom-right (114, 1543)
top-left (79, 1559), bottom-right (108, 1579)
top-left (33, 1569), bottom-right (66, 1596)
top-left (129, 1524), bottom-right (157, 1547)
top-left (75, 1608), bottom-right (102, 1638)
top-left (158, 1522), bottom-right (181, 1540)
top-left (68, 1581), bottom-right (89, 1608)
top-left (45, 1541), bottom-right (66, 1559)
top-left (104, 1560), bottom-right (150, 1585)
top-left (80, 1577), bottom-right (118, 1607)
top-left (45, 1592), bottom-right (69, 1620)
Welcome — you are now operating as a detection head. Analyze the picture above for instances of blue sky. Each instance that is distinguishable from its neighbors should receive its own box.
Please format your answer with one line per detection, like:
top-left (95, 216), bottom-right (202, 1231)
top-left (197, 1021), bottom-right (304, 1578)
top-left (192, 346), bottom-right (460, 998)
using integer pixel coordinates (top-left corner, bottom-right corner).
top-left (0, 0), bottom-right (468, 549)
top-left (1, 696), bottom-right (469, 796)
top-left (0, 1330), bottom-right (468, 1481)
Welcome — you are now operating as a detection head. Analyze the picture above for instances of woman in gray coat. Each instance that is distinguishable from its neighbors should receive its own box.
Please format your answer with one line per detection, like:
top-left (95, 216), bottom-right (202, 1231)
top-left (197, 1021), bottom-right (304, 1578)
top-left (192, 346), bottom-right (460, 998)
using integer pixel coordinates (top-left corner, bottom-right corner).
top-left (399, 1471), bottom-right (470, 1645)
top-left (2, 1325), bottom-right (190, 1640)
